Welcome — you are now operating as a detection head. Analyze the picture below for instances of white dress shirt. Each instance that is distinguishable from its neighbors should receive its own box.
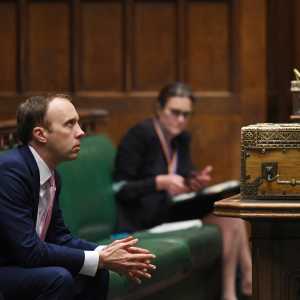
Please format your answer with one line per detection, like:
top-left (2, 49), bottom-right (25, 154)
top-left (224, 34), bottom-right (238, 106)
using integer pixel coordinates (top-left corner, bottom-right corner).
top-left (29, 146), bottom-right (104, 277)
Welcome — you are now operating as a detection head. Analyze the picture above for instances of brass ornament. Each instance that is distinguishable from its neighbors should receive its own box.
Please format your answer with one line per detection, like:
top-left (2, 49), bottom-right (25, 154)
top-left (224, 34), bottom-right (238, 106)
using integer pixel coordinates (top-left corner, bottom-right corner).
top-left (241, 124), bottom-right (300, 149)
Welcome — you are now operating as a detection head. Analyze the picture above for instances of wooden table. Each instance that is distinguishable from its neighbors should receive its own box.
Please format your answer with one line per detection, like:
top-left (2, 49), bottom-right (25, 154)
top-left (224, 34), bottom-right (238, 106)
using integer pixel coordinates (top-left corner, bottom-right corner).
top-left (214, 195), bottom-right (300, 300)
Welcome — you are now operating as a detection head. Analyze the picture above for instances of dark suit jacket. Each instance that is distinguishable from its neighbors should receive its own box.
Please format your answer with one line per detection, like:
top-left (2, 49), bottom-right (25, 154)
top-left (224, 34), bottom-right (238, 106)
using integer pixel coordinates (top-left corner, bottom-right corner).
top-left (114, 118), bottom-right (194, 232)
top-left (0, 145), bottom-right (97, 275)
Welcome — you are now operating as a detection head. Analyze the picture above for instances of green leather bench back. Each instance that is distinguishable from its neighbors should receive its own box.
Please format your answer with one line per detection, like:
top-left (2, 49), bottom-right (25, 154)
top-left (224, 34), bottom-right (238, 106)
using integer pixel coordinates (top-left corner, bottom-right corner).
top-left (58, 135), bottom-right (116, 241)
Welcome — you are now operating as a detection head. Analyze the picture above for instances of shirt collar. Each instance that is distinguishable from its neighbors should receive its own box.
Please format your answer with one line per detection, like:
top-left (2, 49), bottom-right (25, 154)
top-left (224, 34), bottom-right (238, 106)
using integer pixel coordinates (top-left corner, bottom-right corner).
top-left (29, 146), bottom-right (52, 186)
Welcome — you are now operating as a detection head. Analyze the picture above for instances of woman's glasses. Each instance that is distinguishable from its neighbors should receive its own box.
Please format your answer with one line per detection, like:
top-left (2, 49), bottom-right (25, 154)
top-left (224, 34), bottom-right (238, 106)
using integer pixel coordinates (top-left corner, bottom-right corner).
top-left (166, 108), bottom-right (193, 119)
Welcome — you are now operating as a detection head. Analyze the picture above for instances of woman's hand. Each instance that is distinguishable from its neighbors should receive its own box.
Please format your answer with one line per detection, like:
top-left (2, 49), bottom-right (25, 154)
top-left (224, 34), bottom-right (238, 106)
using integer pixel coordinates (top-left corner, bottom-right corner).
top-left (187, 165), bottom-right (213, 191)
top-left (156, 174), bottom-right (189, 196)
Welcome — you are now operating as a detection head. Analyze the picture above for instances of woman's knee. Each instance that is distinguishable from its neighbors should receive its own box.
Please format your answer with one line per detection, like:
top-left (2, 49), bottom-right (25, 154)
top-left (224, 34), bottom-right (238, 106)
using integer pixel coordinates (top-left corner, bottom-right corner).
top-left (221, 220), bottom-right (243, 257)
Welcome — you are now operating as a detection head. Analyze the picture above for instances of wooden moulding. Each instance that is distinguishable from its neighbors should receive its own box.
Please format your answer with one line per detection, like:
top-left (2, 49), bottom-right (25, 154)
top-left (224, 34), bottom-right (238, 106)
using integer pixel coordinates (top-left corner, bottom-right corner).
top-left (290, 115), bottom-right (300, 121)
top-left (0, 109), bottom-right (108, 151)
top-left (214, 194), bottom-right (300, 219)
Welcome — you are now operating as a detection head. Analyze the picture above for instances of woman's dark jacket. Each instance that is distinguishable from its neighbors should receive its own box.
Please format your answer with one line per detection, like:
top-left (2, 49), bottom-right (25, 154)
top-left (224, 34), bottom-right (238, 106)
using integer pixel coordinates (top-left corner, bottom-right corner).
top-left (113, 118), bottom-right (194, 232)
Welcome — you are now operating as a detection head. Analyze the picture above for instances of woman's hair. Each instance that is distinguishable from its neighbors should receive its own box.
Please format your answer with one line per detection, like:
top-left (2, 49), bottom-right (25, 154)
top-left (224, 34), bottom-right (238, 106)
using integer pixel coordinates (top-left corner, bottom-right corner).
top-left (157, 82), bottom-right (196, 108)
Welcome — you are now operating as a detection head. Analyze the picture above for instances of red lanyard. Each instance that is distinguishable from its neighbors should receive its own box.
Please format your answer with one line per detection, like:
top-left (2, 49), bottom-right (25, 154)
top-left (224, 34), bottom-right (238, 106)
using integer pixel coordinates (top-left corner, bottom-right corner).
top-left (153, 118), bottom-right (178, 174)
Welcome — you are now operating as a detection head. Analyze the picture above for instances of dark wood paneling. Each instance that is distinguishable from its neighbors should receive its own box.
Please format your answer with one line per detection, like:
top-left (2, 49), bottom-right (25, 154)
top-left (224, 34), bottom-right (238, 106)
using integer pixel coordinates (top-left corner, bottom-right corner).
top-left (267, 0), bottom-right (293, 122)
top-left (185, 0), bottom-right (237, 182)
top-left (26, 1), bottom-right (70, 92)
top-left (0, 0), bottom-right (269, 184)
top-left (190, 113), bottom-right (241, 182)
top-left (133, 1), bottom-right (177, 90)
top-left (237, 0), bottom-right (267, 125)
top-left (79, 1), bottom-right (124, 91)
top-left (186, 1), bottom-right (230, 91)
top-left (70, 92), bottom-right (241, 186)
top-left (293, 1), bottom-right (300, 71)
top-left (0, 1), bottom-right (17, 94)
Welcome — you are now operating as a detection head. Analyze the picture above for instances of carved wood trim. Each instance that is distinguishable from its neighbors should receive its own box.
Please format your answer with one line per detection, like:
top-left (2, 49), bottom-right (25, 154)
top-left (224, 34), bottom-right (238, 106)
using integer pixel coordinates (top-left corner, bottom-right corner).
top-left (214, 194), bottom-right (300, 219)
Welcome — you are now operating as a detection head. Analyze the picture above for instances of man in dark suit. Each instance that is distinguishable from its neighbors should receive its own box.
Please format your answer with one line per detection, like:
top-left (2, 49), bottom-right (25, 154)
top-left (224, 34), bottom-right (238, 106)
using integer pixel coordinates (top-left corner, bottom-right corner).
top-left (0, 95), bottom-right (155, 300)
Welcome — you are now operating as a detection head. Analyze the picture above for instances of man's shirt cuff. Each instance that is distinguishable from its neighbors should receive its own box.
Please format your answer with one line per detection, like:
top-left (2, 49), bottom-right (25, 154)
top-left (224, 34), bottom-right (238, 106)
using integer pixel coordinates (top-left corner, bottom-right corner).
top-left (79, 245), bottom-right (107, 277)
top-left (79, 251), bottom-right (99, 277)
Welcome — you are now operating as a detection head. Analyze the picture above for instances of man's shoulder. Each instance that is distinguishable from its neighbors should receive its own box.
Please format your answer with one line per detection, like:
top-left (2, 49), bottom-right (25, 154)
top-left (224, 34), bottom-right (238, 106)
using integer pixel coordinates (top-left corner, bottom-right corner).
top-left (0, 146), bottom-right (31, 173)
top-left (0, 147), bottom-right (22, 163)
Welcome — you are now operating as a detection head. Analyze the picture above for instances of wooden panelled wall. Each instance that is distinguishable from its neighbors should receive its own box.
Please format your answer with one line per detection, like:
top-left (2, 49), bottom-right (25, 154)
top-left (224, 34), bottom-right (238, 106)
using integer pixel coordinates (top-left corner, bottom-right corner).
top-left (267, 0), bottom-right (300, 122)
top-left (0, 0), bottom-right (267, 183)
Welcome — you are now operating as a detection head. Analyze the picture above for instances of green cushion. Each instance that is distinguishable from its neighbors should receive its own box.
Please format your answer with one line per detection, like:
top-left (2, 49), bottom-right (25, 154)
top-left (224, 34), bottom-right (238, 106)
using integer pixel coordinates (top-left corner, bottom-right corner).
top-left (107, 237), bottom-right (192, 299)
top-left (57, 134), bottom-right (222, 300)
top-left (58, 135), bottom-right (116, 240)
top-left (135, 224), bottom-right (221, 269)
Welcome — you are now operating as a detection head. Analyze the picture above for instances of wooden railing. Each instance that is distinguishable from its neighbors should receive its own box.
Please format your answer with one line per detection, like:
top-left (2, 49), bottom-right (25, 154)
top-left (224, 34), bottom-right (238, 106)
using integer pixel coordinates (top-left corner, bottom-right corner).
top-left (0, 109), bottom-right (108, 151)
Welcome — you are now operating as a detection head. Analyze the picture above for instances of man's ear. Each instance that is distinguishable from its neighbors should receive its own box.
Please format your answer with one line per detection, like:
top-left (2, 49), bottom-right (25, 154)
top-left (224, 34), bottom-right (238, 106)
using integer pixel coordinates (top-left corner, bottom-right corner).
top-left (32, 126), bottom-right (48, 144)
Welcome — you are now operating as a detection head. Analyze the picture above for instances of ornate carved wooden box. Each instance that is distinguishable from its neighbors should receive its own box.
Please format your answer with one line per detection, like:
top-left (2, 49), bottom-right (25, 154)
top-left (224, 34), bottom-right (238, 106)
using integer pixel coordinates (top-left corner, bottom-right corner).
top-left (241, 123), bottom-right (300, 200)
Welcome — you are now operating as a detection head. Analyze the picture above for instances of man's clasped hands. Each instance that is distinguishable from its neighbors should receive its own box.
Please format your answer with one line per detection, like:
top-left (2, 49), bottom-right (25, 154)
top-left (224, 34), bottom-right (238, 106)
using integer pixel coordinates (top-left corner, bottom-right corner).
top-left (99, 236), bottom-right (156, 284)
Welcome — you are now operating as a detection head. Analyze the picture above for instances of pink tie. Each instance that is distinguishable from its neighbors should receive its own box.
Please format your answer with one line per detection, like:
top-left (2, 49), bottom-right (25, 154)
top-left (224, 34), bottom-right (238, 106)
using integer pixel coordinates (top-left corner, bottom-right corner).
top-left (40, 174), bottom-right (56, 241)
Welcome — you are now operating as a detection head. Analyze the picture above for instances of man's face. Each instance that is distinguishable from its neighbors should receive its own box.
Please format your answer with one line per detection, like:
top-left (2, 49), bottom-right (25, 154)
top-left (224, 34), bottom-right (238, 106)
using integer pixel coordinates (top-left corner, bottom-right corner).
top-left (44, 98), bottom-right (84, 163)
top-left (158, 96), bottom-right (193, 137)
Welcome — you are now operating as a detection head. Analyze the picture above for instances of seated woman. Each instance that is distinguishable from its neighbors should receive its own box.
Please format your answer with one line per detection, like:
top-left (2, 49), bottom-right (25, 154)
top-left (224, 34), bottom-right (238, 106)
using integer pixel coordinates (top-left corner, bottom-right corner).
top-left (113, 82), bottom-right (252, 300)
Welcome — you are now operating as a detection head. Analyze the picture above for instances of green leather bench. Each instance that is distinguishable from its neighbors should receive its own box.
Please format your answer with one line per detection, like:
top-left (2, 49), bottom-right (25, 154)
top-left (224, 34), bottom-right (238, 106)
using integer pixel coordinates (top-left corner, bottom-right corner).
top-left (58, 135), bottom-right (222, 300)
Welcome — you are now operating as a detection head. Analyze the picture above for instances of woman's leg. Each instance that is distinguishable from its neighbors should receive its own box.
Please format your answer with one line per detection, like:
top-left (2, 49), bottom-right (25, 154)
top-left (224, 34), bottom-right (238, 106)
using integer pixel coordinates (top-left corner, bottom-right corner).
top-left (203, 214), bottom-right (252, 300)
top-left (238, 222), bottom-right (252, 296)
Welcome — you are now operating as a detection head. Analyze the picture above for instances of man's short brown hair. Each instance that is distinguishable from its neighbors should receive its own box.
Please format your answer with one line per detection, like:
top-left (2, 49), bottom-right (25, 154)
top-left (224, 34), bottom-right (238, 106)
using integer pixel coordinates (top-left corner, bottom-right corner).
top-left (16, 94), bottom-right (71, 145)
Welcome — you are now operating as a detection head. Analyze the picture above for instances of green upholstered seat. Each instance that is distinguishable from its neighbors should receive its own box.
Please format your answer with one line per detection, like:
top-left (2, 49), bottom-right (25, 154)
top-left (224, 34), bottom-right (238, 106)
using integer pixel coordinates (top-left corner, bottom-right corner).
top-left (135, 224), bottom-right (221, 269)
top-left (58, 134), bottom-right (222, 300)
top-left (107, 238), bottom-right (192, 299)
top-left (58, 135), bottom-right (116, 241)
